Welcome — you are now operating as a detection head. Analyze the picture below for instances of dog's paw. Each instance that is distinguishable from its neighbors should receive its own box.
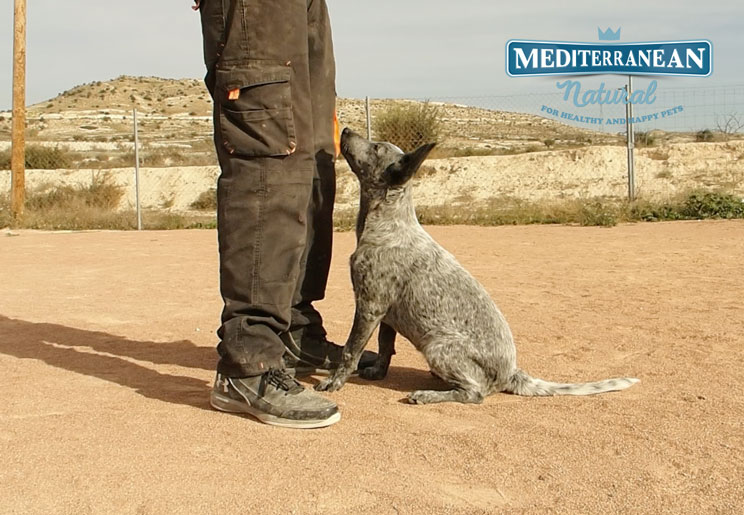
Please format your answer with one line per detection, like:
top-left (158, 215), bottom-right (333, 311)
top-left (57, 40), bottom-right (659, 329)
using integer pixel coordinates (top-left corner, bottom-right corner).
top-left (407, 390), bottom-right (437, 405)
top-left (314, 376), bottom-right (344, 392)
top-left (359, 365), bottom-right (387, 381)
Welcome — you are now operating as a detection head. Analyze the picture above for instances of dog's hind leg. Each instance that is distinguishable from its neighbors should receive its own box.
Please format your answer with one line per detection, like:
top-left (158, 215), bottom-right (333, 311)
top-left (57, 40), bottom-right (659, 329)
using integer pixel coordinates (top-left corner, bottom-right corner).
top-left (408, 336), bottom-right (488, 404)
top-left (315, 309), bottom-right (384, 392)
top-left (359, 322), bottom-right (396, 381)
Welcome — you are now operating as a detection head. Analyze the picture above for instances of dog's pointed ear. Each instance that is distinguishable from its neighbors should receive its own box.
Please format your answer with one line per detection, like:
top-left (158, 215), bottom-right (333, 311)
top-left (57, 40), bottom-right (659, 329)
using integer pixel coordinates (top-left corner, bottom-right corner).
top-left (383, 142), bottom-right (436, 186)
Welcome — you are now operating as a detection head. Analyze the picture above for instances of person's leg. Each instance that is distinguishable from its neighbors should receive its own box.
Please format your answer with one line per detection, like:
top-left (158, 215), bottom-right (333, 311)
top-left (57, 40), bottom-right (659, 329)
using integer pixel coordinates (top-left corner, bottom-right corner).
top-left (285, 0), bottom-right (378, 372)
top-left (293, 0), bottom-right (336, 308)
top-left (199, 0), bottom-right (338, 427)
top-left (287, 0), bottom-right (336, 356)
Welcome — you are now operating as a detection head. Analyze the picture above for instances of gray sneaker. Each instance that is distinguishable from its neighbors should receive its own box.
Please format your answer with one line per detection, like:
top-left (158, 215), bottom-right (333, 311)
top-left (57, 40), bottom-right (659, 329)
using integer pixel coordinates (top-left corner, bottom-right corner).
top-left (209, 369), bottom-right (340, 429)
top-left (282, 330), bottom-right (378, 376)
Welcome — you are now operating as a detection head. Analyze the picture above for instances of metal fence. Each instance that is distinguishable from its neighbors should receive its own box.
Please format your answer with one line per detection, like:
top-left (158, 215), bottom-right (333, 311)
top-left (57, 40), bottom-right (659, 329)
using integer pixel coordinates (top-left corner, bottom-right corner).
top-left (416, 81), bottom-right (744, 134)
top-left (1, 82), bottom-right (743, 228)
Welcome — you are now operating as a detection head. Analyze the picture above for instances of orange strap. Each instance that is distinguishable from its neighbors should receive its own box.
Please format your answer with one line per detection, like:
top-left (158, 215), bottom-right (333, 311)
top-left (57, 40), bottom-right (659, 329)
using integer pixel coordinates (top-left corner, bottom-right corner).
top-left (333, 110), bottom-right (341, 157)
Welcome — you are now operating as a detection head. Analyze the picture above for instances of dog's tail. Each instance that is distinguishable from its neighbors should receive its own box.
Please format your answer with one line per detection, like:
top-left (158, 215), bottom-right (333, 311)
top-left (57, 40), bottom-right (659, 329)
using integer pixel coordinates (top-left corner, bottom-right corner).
top-left (503, 369), bottom-right (639, 396)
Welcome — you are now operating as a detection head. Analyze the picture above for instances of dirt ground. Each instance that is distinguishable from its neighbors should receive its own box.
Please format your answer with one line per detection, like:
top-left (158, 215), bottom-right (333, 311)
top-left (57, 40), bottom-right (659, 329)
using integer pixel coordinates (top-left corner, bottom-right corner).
top-left (1, 222), bottom-right (742, 514)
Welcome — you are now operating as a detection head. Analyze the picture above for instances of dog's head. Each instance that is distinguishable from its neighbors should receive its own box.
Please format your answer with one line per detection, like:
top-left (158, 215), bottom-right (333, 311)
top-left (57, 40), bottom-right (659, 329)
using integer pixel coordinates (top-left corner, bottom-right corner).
top-left (340, 128), bottom-right (436, 195)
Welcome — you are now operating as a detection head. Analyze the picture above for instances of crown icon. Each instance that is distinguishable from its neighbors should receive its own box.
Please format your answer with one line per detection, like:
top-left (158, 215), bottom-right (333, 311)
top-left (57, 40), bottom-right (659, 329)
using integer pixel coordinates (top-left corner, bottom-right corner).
top-left (598, 27), bottom-right (621, 41)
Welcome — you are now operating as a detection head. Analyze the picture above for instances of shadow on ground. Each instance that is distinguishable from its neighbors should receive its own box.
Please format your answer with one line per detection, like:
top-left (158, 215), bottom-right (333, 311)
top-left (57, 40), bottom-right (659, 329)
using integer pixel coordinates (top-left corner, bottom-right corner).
top-left (0, 315), bottom-right (215, 410)
top-left (0, 315), bottom-right (445, 409)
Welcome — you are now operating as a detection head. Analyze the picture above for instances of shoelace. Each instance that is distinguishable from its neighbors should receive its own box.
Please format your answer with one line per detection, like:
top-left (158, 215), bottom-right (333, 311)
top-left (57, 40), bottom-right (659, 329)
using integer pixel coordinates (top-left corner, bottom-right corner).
top-left (265, 369), bottom-right (304, 394)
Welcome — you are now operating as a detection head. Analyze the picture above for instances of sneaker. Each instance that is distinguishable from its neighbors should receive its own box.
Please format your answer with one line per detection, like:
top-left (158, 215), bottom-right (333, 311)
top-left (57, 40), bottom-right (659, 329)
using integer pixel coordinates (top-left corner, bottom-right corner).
top-left (209, 369), bottom-right (340, 429)
top-left (282, 330), bottom-right (378, 376)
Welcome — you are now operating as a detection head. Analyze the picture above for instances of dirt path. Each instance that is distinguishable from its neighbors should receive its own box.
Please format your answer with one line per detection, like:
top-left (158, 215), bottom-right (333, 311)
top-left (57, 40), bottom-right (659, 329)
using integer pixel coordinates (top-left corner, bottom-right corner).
top-left (1, 222), bottom-right (742, 514)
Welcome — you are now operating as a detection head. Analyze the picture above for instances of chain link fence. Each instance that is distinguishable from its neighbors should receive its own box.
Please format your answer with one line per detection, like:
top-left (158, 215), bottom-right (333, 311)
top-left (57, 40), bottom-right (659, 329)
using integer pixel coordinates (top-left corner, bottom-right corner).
top-left (1, 83), bottom-right (743, 229)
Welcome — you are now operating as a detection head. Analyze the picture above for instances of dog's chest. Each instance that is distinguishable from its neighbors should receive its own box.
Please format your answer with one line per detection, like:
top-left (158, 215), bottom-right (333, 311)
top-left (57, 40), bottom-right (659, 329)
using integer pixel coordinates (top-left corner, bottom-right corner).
top-left (351, 241), bottom-right (404, 281)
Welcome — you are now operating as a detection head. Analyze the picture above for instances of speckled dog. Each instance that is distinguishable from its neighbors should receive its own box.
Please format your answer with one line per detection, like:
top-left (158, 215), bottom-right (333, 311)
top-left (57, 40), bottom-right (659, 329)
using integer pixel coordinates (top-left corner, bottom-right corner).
top-left (315, 128), bottom-right (639, 404)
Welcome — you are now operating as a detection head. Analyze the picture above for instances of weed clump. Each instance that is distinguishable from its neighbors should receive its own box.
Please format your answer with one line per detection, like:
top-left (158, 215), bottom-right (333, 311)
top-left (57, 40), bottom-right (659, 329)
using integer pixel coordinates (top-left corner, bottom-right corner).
top-left (696, 129), bottom-right (715, 142)
top-left (0, 144), bottom-right (73, 170)
top-left (373, 101), bottom-right (442, 152)
top-left (634, 131), bottom-right (656, 147)
top-left (190, 188), bottom-right (217, 210)
top-left (26, 173), bottom-right (123, 212)
top-left (681, 191), bottom-right (744, 219)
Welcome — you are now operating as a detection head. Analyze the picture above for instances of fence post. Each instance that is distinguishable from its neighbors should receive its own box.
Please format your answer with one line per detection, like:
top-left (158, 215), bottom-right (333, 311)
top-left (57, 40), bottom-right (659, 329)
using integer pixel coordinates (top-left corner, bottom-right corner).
top-left (625, 75), bottom-right (635, 201)
top-left (365, 96), bottom-right (372, 140)
top-left (10, 0), bottom-right (27, 221)
top-left (133, 108), bottom-right (142, 230)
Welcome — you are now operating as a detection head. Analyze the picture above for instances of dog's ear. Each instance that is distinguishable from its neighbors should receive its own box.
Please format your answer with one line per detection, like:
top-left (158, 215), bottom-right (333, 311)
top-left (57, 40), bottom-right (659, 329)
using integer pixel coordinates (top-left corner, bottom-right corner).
top-left (383, 142), bottom-right (436, 186)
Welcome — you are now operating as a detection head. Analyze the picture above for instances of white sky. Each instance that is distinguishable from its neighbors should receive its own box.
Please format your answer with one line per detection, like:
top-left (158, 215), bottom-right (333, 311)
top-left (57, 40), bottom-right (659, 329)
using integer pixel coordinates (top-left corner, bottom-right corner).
top-left (1, 0), bottom-right (742, 110)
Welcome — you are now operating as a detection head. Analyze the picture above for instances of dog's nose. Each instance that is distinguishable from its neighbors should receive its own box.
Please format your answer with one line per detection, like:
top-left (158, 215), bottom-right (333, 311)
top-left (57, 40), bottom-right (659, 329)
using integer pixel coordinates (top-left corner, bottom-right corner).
top-left (342, 127), bottom-right (352, 136)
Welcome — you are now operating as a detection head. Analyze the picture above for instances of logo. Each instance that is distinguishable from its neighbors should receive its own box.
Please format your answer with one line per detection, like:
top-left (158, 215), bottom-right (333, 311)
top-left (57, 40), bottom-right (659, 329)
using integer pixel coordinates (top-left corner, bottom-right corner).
top-left (598, 27), bottom-right (621, 41)
top-left (506, 39), bottom-right (712, 77)
top-left (505, 28), bottom-right (713, 128)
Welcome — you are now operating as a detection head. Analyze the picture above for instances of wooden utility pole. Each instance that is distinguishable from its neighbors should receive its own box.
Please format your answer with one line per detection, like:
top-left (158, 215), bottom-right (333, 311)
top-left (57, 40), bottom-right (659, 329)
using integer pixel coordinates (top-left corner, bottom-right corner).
top-left (11, 0), bottom-right (27, 220)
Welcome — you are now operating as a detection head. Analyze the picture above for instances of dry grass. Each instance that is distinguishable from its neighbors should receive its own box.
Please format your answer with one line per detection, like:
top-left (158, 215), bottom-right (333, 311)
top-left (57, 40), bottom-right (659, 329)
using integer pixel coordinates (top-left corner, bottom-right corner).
top-left (0, 205), bottom-right (216, 231)
top-left (0, 176), bottom-right (216, 230)
top-left (333, 190), bottom-right (744, 230)
top-left (373, 101), bottom-right (443, 152)
top-left (2, 189), bottom-right (741, 232)
top-left (190, 188), bottom-right (217, 211)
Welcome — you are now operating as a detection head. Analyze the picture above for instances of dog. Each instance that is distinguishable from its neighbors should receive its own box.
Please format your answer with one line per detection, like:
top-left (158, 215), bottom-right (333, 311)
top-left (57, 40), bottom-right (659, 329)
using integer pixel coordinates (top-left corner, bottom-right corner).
top-left (315, 128), bottom-right (639, 404)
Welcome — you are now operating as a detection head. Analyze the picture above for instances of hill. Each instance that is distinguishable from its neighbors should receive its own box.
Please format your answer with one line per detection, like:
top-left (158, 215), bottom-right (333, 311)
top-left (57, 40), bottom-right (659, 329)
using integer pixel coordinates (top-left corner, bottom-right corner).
top-left (0, 75), bottom-right (622, 164)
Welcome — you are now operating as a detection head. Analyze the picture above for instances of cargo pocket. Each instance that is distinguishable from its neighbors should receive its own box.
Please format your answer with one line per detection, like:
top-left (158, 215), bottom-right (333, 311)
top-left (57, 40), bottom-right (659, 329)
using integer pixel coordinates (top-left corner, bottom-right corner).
top-left (216, 65), bottom-right (296, 157)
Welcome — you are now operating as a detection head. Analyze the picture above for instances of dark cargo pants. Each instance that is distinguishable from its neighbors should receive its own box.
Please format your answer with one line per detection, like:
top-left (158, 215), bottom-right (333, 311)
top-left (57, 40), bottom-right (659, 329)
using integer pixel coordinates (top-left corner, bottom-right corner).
top-left (199, 0), bottom-right (336, 377)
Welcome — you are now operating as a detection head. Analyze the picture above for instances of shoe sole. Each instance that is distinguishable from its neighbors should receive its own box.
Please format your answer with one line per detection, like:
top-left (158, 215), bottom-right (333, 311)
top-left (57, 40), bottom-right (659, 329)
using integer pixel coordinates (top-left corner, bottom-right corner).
top-left (209, 391), bottom-right (341, 429)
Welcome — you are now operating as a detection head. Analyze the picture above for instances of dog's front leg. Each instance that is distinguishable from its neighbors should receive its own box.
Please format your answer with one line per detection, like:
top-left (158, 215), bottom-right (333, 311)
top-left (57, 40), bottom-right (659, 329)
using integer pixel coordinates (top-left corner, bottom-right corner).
top-left (359, 322), bottom-right (396, 380)
top-left (315, 309), bottom-right (383, 392)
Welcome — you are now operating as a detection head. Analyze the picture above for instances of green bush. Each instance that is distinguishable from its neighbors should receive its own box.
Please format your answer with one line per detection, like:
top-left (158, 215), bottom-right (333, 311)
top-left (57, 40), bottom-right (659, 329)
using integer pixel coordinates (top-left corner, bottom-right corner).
top-left (373, 101), bottom-right (442, 152)
top-left (681, 191), bottom-right (744, 219)
top-left (628, 199), bottom-right (685, 222)
top-left (578, 201), bottom-right (618, 227)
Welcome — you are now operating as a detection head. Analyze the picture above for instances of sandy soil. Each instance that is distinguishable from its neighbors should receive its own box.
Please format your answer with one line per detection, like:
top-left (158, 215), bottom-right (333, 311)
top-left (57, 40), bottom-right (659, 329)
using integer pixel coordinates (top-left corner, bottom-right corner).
top-left (1, 222), bottom-right (743, 514)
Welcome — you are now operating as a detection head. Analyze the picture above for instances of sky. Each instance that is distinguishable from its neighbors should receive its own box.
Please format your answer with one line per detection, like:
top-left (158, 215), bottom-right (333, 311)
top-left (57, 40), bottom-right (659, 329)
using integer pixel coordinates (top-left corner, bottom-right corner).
top-left (1, 0), bottom-right (743, 111)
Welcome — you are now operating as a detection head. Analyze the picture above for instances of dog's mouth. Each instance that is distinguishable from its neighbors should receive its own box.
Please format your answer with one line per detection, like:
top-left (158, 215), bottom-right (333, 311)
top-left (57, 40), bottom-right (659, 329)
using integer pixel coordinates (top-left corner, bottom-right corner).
top-left (339, 141), bottom-right (354, 166)
top-left (339, 136), bottom-right (358, 172)
top-left (339, 128), bottom-right (369, 178)
top-left (339, 129), bottom-right (354, 155)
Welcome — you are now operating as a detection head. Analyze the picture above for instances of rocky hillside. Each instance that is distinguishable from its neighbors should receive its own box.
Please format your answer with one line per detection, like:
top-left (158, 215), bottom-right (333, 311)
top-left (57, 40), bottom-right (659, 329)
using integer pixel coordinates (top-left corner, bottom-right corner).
top-left (0, 76), bottom-right (622, 159)
top-left (0, 76), bottom-right (736, 177)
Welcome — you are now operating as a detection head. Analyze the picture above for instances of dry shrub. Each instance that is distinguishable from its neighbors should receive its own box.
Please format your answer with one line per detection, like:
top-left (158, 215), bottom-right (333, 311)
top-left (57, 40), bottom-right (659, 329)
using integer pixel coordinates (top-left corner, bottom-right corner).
top-left (0, 145), bottom-right (73, 170)
top-left (373, 101), bottom-right (442, 152)
top-left (26, 173), bottom-right (123, 211)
